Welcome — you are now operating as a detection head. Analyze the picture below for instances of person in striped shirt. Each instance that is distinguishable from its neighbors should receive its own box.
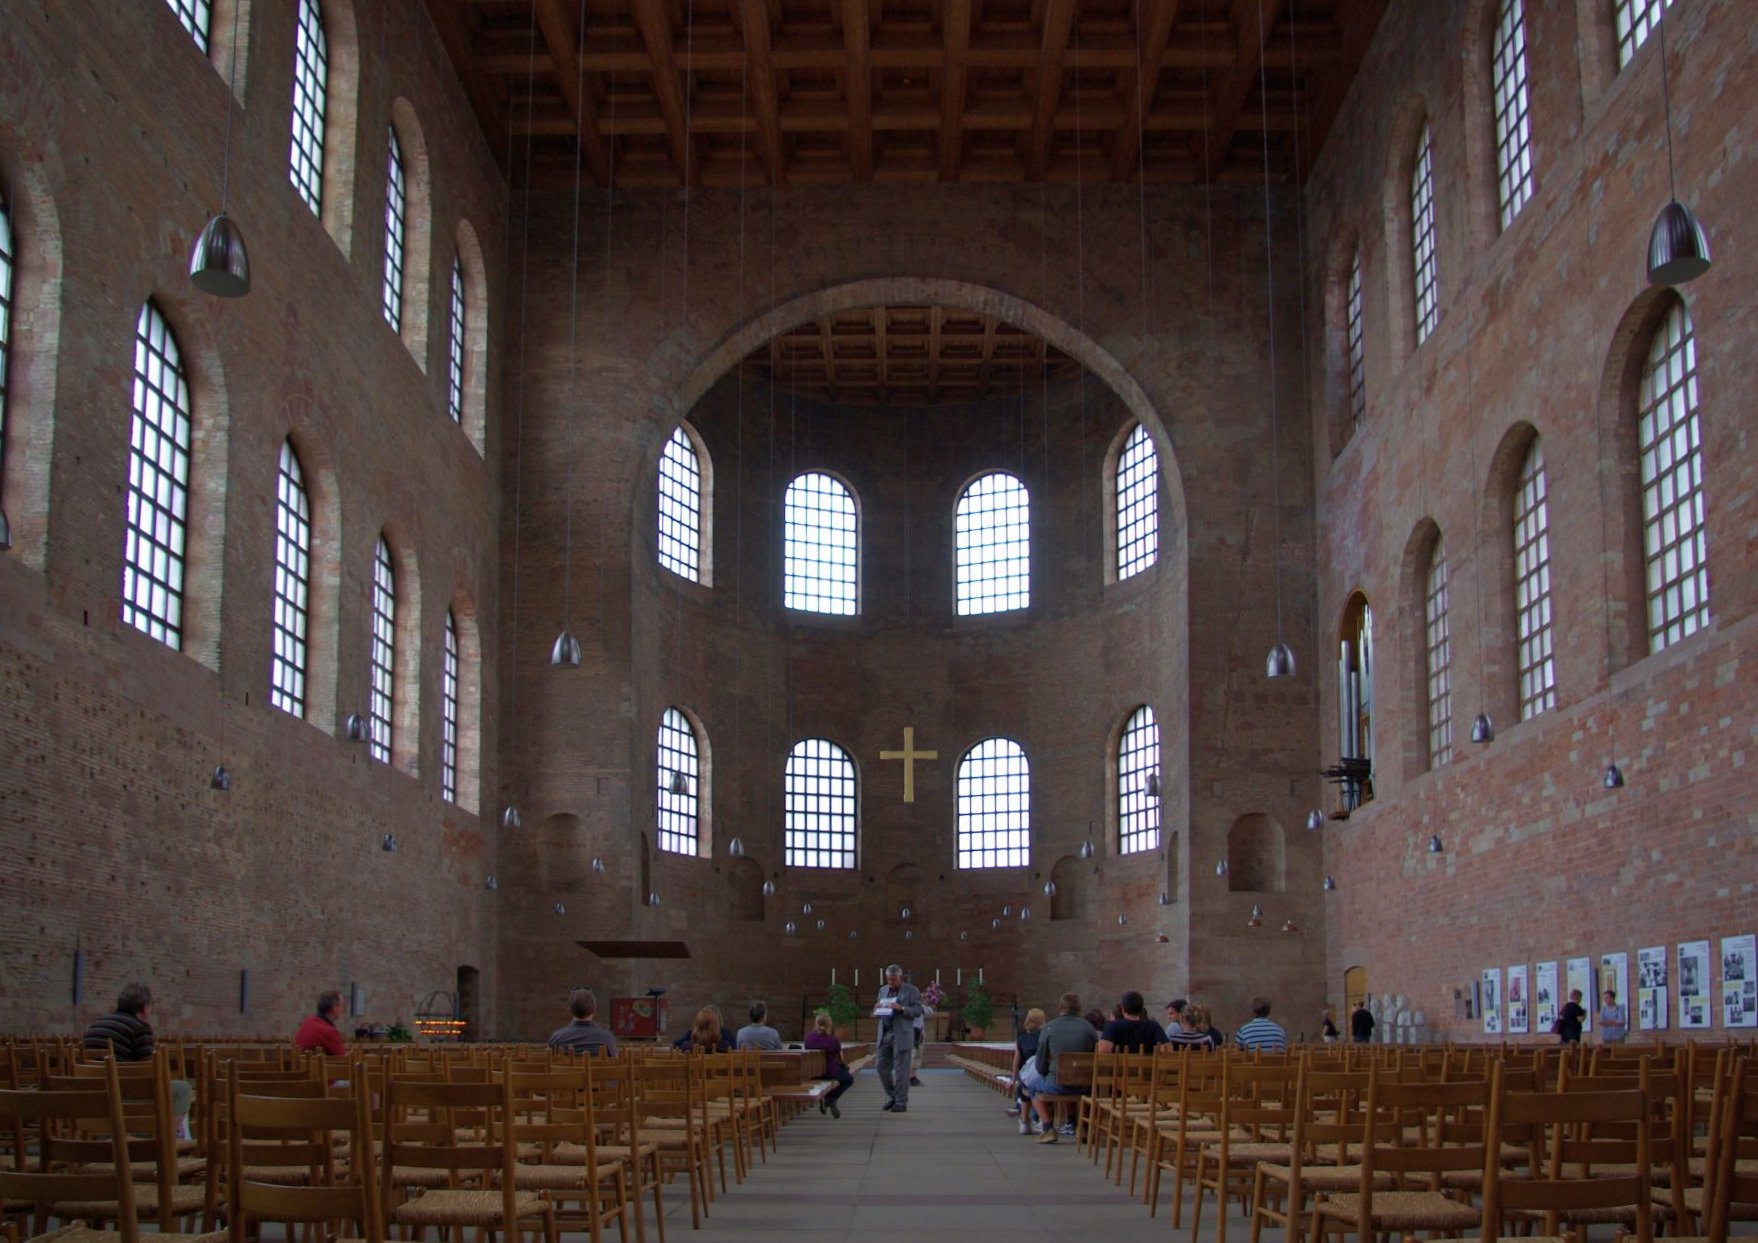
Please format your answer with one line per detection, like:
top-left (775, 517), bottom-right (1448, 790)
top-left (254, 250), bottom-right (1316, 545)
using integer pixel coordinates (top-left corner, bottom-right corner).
top-left (1234, 997), bottom-right (1287, 1052)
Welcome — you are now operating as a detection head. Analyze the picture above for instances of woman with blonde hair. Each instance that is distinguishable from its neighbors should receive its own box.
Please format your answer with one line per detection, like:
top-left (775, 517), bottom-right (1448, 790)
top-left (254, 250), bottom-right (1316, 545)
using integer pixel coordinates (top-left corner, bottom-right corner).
top-left (803, 1011), bottom-right (853, 1118)
top-left (1009, 1007), bottom-right (1048, 1133)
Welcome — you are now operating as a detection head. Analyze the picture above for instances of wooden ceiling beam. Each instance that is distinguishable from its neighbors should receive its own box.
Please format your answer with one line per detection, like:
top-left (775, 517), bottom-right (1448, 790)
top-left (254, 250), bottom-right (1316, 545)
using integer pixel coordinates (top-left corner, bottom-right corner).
top-left (938, 0), bottom-right (974, 181)
top-left (631, 0), bottom-right (698, 183)
top-left (734, 0), bottom-right (788, 183)
top-left (843, 0), bottom-right (874, 180)
top-left (533, 0), bottom-right (612, 183)
top-left (1202, 0), bottom-right (1287, 180)
top-left (1025, 0), bottom-right (1076, 180)
top-left (1110, 0), bottom-right (1183, 181)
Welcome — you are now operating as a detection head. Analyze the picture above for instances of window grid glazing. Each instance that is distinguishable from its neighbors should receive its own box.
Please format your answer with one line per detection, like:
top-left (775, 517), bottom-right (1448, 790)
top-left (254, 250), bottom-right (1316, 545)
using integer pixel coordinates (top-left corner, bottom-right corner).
top-left (656, 708), bottom-right (701, 855)
top-left (1424, 544), bottom-right (1452, 769)
top-left (447, 257), bottom-right (466, 423)
top-left (1615, 0), bottom-right (1672, 69)
top-left (288, 0), bottom-right (329, 215)
top-left (785, 739), bottom-right (858, 868)
top-left (1411, 124), bottom-right (1440, 345)
top-left (441, 611), bottom-right (459, 803)
top-left (163, 0), bottom-right (212, 54)
top-left (1492, 0), bottom-right (1534, 229)
top-left (1346, 251), bottom-right (1366, 432)
top-left (369, 537), bottom-right (396, 763)
top-left (956, 738), bottom-right (1030, 869)
top-left (1514, 440), bottom-right (1556, 718)
top-left (381, 130), bottom-right (406, 332)
top-left (657, 427), bottom-right (702, 582)
top-left (122, 303), bottom-right (191, 649)
top-left (1638, 303), bottom-right (1711, 651)
top-left (0, 181), bottom-right (12, 482)
top-left (784, 472), bottom-right (858, 614)
top-left (1115, 426), bottom-right (1159, 581)
top-left (955, 472), bottom-right (1030, 615)
top-left (271, 441), bottom-right (312, 715)
top-left (1117, 707), bottom-right (1161, 855)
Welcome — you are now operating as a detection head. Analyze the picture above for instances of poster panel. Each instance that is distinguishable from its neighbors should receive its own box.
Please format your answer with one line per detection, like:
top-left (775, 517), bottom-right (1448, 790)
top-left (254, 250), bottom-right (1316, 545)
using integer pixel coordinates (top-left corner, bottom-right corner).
top-left (1506, 964), bottom-right (1529, 1034)
top-left (1678, 940), bottom-right (1711, 1029)
top-left (1601, 951), bottom-right (1630, 1030)
top-left (1535, 961), bottom-right (1559, 1034)
top-left (1566, 957), bottom-right (1593, 1033)
top-left (1721, 934), bottom-right (1756, 1029)
top-left (1637, 945), bottom-right (1669, 1031)
top-left (1481, 967), bottom-right (1503, 1035)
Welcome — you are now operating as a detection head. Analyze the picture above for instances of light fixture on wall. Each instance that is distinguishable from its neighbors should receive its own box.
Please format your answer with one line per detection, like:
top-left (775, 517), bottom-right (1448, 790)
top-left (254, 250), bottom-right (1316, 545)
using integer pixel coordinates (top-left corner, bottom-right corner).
top-left (848, 929), bottom-right (859, 940)
top-left (1155, 932), bottom-right (1170, 943)
top-left (1305, 809), bottom-right (1325, 831)
top-left (485, 875), bottom-right (499, 891)
top-left (553, 902), bottom-right (566, 915)
top-left (549, 630), bottom-right (582, 667)
top-left (728, 835), bottom-right (746, 857)
top-left (647, 890), bottom-right (661, 907)
top-left (1158, 891), bottom-right (1171, 906)
top-left (1079, 837), bottom-right (1095, 860)
top-left (1427, 834), bottom-right (1444, 854)
top-left (959, 930), bottom-right (969, 942)
top-left (1646, 8), bottom-right (1711, 285)
top-left (1020, 905), bottom-right (1031, 921)
top-left (1042, 879), bottom-right (1056, 897)
top-left (669, 769), bottom-right (690, 797)
top-left (210, 764), bottom-right (231, 791)
top-left (590, 856), bottom-right (605, 874)
top-left (1253, 1), bottom-right (1293, 681)
top-left (816, 919), bottom-right (827, 932)
top-left (500, 804), bottom-right (524, 830)
top-left (345, 713), bottom-right (372, 744)
top-left (1146, 771), bottom-right (1162, 799)
top-left (1117, 913), bottom-right (1128, 927)
top-left (991, 918), bottom-right (1001, 930)
top-left (761, 879), bottom-right (776, 897)
top-left (1280, 918), bottom-right (1300, 934)
top-left (1603, 763), bottom-right (1626, 789)
top-left (801, 902), bottom-right (813, 915)
top-left (381, 833), bottom-right (399, 853)
top-left (1000, 905), bottom-right (1012, 918)
top-left (1471, 711), bottom-right (1496, 744)
top-left (899, 905), bottom-right (911, 920)
top-left (189, 8), bottom-right (250, 297)
top-left (1322, 874), bottom-right (1336, 891)
top-left (904, 929), bottom-right (914, 941)
top-left (1214, 858), bottom-right (1229, 877)
top-left (784, 920), bottom-right (798, 935)
top-left (1247, 903), bottom-right (1263, 929)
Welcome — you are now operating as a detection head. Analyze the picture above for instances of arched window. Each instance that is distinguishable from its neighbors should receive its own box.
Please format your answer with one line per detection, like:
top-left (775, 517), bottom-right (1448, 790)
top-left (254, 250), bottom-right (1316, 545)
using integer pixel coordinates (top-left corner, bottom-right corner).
top-left (1117, 706), bottom-right (1161, 855)
top-left (1615, 0), bottom-right (1673, 69)
top-left (785, 739), bottom-right (857, 868)
top-left (122, 302), bottom-right (192, 649)
top-left (446, 255), bottom-right (465, 423)
top-left (1346, 249), bottom-right (1366, 432)
top-left (271, 440), bottom-right (312, 715)
top-left (1339, 593), bottom-right (1374, 808)
top-left (162, 0), bottom-right (212, 52)
top-left (441, 609), bottom-right (459, 803)
top-left (288, 0), bottom-right (330, 215)
top-left (1411, 123), bottom-right (1439, 345)
top-left (955, 472), bottom-right (1030, 615)
top-left (1491, 0), bottom-right (1534, 229)
top-left (1638, 302), bottom-right (1710, 651)
top-left (656, 707), bottom-right (702, 855)
top-left (368, 535), bottom-right (396, 762)
top-left (657, 426), bottom-right (703, 582)
top-left (381, 129), bottom-right (406, 331)
top-left (784, 472), bottom-right (858, 614)
top-left (0, 175), bottom-right (12, 509)
top-left (1514, 438), bottom-right (1555, 717)
top-left (1115, 426), bottom-right (1159, 581)
top-left (956, 738), bottom-right (1029, 869)
top-left (1423, 539), bottom-right (1452, 769)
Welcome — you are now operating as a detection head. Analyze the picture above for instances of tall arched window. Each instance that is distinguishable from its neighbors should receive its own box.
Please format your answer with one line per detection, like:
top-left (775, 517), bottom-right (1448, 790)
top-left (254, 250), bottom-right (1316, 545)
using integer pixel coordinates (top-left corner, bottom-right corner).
top-left (163, 0), bottom-right (212, 52)
top-left (288, 0), bottom-right (330, 215)
top-left (271, 441), bottom-right (312, 715)
top-left (1117, 706), bottom-right (1161, 855)
top-left (0, 176), bottom-right (13, 511)
top-left (1115, 426), bottom-right (1159, 581)
top-left (1615, 0), bottom-right (1673, 69)
top-left (1638, 301), bottom-right (1710, 652)
top-left (784, 472), bottom-right (858, 614)
top-left (368, 536), bottom-right (396, 762)
top-left (1411, 123), bottom-right (1439, 345)
top-left (656, 707), bottom-right (702, 855)
top-left (955, 472), bottom-right (1029, 615)
top-left (381, 129), bottom-right (406, 331)
top-left (122, 302), bottom-right (192, 649)
top-left (441, 609), bottom-right (459, 803)
top-left (657, 426), bottom-right (703, 582)
top-left (446, 255), bottom-right (466, 423)
top-left (1339, 594), bottom-right (1374, 808)
top-left (1514, 438), bottom-right (1555, 717)
top-left (1491, 0), bottom-right (1534, 229)
top-left (1424, 540), bottom-right (1452, 769)
top-left (956, 738), bottom-right (1029, 869)
top-left (1346, 249), bottom-right (1366, 432)
top-left (785, 739), bottom-right (857, 868)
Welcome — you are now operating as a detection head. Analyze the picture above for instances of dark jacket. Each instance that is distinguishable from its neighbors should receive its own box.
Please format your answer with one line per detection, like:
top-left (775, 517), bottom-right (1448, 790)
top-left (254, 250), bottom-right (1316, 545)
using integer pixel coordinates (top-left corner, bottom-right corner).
top-left (84, 1010), bottom-right (155, 1061)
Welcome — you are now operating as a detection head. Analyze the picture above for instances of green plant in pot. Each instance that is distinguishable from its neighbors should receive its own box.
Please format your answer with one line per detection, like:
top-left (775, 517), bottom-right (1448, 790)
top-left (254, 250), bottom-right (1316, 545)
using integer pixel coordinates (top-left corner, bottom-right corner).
top-left (826, 982), bottom-right (862, 1035)
top-left (961, 982), bottom-right (994, 1039)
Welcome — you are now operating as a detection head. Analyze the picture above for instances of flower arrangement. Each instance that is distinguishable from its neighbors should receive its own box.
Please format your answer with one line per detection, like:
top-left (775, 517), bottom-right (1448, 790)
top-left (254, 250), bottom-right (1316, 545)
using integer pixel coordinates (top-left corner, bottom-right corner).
top-left (921, 980), bottom-right (945, 1010)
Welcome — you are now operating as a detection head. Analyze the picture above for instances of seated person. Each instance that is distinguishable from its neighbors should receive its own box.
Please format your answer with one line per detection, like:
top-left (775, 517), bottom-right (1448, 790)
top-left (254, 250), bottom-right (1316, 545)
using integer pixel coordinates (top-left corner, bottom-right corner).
top-left (1097, 991), bottom-right (1169, 1053)
top-left (84, 983), bottom-right (194, 1138)
top-left (294, 990), bottom-right (348, 1057)
top-left (547, 988), bottom-right (619, 1056)
top-left (672, 1004), bottom-right (738, 1051)
top-left (1235, 996), bottom-right (1288, 1052)
top-left (1010, 1007), bottom-right (1046, 1133)
top-left (803, 1012), bottom-right (853, 1118)
top-left (735, 1000), bottom-right (783, 1050)
top-left (1166, 1002), bottom-right (1220, 1050)
top-left (1018, 992), bottom-right (1097, 1144)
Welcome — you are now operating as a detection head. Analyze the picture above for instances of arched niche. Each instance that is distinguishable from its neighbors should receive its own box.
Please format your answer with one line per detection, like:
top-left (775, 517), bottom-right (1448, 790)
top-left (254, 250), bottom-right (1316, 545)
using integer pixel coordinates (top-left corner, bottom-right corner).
top-left (727, 856), bottom-right (764, 921)
top-left (538, 813), bottom-right (591, 894)
top-left (1226, 814), bottom-right (1285, 893)
top-left (1049, 855), bottom-right (1087, 921)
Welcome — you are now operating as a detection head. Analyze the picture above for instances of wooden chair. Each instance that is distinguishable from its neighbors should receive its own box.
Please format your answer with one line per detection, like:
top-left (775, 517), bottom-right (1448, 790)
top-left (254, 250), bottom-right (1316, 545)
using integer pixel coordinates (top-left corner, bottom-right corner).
top-left (1191, 1058), bottom-right (1299, 1243)
top-left (1146, 1052), bottom-right (1226, 1224)
top-left (1250, 1063), bottom-right (1392, 1243)
top-left (503, 1066), bottom-right (630, 1243)
top-left (1667, 1055), bottom-right (1758, 1243)
top-left (631, 1057), bottom-right (711, 1230)
top-left (579, 1057), bottom-right (665, 1243)
top-left (226, 1064), bottom-right (383, 1243)
top-left (50, 1056), bottom-right (207, 1234)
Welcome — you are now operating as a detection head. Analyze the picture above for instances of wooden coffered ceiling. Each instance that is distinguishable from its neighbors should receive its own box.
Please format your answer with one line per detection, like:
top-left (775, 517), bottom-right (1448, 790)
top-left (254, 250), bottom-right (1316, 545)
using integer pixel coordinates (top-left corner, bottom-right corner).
top-left (425, 0), bottom-right (1390, 186)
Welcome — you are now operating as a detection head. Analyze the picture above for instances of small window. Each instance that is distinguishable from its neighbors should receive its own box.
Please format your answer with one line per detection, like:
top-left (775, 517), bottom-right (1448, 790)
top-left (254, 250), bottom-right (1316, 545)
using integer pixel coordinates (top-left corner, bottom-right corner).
top-left (785, 739), bottom-right (857, 868)
top-left (446, 256), bottom-right (466, 423)
top-left (441, 610), bottom-right (459, 803)
top-left (784, 472), bottom-right (858, 615)
top-left (1514, 438), bottom-right (1556, 717)
top-left (1424, 541), bottom-right (1452, 769)
top-left (1339, 594), bottom-right (1374, 808)
top-left (1346, 250), bottom-right (1366, 432)
top-left (0, 177), bottom-right (13, 500)
top-left (122, 303), bottom-right (192, 650)
top-left (1492, 0), bottom-right (1534, 229)
top-left (163, 0), bottom-right (213, 53)
top-left (955, 472), bottom-right (1030, 615)
top-left (956, 738), bottom-right (1030, 869)
top-left (288, 0), bottom-right (330, 216)
top-left (656, 707), bottom-right (702, 855)
top-left (368, 536), bottom-right (396, 763)
top-left (1638, 302), bottom-right (1710, 652)
top-left (1411, 123), bottom-right (1440, 346)
top-left (1615, 0), bottom-right (1673, 69)
top-left (381, 130), bottom-right (406, 332)
top-left (1117, 706), bottom-right (1161, 855)
top-left (1115, 426), bottom-right (1159, 581)
top-left (271, 441), bottom-right (312, 715)
top-left (657, 426), bottom-right (703, 582)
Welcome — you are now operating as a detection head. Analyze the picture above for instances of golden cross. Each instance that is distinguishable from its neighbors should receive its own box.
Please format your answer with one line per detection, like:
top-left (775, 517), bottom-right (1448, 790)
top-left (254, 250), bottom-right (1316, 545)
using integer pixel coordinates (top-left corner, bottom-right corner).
top-left (879, 727), bottom-right (938, 803)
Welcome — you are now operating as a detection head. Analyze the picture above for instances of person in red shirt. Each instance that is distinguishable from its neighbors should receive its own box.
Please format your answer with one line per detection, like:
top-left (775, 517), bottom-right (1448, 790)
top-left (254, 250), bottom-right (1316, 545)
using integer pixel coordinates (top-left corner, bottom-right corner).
top-left (294, 990), bottom-right (347, 1056)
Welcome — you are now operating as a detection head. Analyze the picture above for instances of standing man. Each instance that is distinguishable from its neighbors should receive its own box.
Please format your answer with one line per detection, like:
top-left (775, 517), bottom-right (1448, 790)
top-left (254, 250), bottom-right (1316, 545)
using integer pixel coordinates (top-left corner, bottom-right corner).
top-left (547, 988), bottom-right (619, 1056)
top-left (294, 990), bottom-right (348, 1056)
top-left (875, 964), bottom-right (923, 1113)
top-left (1350, 1000), bottom-right (1376, 1044)
top-left (1556, 989), bottom-right (1587, 1044)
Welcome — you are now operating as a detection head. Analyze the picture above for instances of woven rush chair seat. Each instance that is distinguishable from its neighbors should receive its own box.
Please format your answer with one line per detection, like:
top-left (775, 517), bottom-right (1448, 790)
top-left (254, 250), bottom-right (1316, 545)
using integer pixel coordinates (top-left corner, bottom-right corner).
top-left (1312, 1188), bottom-right (1482, 1232)
top-left (387, 1163), bottom-right (454, 1189)
top-left (507, 1162), bottom-right (625, 1190)
top-left (1259, 1162), bottom-right (1394, 1191)
top-left (53, 1180), bottom-right (207, 1220)
top-left (1209, 1141), bottom-right (1295, 1162)
top-left (388, 1188), bottom-right (549, 1228)
top-left (27, 1224), bottom-right (225, 1243)
top-left (71, 1157), bottom-right (207, 1182)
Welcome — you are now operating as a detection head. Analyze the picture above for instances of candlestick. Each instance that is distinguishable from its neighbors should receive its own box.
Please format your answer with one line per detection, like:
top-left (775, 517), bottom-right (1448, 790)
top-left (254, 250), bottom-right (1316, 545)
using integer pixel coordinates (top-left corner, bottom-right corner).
top-left (831, 967), bottom-right (836, 986)
top-left (979, 967), bottom-right (984, 985)
top-left (935, 968), bottom-right (941, 984)
top-left (957, 968), bottom-right (962, 985)
top-left (854, 969), bottom-right (859, 987)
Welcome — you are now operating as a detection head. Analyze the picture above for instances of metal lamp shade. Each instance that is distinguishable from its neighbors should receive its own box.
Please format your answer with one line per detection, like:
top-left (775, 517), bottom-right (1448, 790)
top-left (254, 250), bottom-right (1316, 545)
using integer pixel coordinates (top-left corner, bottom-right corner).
top-left (1265, 642), bottom-right (1296, 678)
top-left (550, 630), bottom-right (582, 667)
top-left (1470, 712), bottom-right (1496, 744)
top-left (189, 213), bottom-right (251, 297)
top-left (1647, 200), bottom-right (1711, 286)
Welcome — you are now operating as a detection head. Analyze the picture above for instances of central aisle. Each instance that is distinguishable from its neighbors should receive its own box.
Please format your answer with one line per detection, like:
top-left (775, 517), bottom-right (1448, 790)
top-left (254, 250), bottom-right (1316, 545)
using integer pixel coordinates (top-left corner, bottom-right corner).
top-left (675, 1067), bottom-right (1185, 1242)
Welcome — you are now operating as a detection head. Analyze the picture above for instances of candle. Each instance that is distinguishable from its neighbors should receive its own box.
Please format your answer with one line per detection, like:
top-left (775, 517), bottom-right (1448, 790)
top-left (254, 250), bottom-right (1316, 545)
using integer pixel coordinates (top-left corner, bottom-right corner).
top-left (979, 967), bottom-right (984, 985)
top-left (831, 967), bottom-right (836, 985)
top-left (935, 968), bottom-right (941, 984)
top-left (854, 969), bottom-right (859, 987)
top-left (957, 968), bottom-right (962, 985)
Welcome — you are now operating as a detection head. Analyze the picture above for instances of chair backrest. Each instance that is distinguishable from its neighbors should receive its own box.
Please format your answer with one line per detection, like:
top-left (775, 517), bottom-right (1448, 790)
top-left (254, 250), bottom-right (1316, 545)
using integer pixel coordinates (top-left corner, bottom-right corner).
top-left (1702, 1057), bottom-right (1758, 1243)
top-left (507, 1064), bottom-right (596, 1166)
top-left (0, 1057), bottom-right (141, 1243)
top-left (228, 1060), bottom-right (382, 1243)
top-left (1360, 1069), bottom-right (1491, 1188)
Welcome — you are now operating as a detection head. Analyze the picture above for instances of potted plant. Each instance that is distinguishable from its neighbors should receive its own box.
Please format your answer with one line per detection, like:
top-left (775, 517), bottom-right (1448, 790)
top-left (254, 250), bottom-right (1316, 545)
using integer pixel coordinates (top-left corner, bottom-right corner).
top-left (825, 982), bottom-right (862, 1037)
top-left (961, 982), bottom-right (994, 1040)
